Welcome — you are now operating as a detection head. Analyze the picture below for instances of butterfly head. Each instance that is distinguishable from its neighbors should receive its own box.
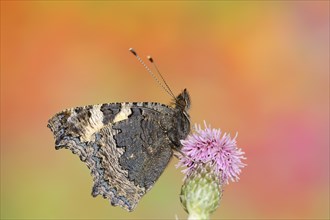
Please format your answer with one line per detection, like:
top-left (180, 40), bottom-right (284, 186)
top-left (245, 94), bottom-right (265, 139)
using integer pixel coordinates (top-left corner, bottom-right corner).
top-left (175, 89), bottom-right (191, 113)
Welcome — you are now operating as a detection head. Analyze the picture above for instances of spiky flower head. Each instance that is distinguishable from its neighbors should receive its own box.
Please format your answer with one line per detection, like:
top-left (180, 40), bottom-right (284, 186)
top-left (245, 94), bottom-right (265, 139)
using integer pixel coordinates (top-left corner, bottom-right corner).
top-left (178, 122), bottom-right (246, 219)
top-left (177, 122), bottom-right (246, 185)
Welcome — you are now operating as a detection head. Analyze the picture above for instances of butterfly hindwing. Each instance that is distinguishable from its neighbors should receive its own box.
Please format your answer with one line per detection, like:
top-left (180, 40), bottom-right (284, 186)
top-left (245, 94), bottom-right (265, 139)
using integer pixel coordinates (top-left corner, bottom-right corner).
top-left (47, 102), bottom-right (177, 211)
top-left (113, 109), bottom-right (174, 190)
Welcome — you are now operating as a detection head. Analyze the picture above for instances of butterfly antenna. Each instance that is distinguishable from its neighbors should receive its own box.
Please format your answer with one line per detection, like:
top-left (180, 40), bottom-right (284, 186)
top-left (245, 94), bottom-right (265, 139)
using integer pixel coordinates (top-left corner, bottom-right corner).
top-left (129, 48), bottom-right (175, 99)
top-left (147, 56), bottom-right (177, 100)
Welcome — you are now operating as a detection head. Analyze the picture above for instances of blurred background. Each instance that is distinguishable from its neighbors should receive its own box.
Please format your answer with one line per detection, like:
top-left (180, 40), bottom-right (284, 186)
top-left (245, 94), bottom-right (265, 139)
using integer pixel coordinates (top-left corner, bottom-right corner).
top-left (1, 1), bottom-right (329, 219)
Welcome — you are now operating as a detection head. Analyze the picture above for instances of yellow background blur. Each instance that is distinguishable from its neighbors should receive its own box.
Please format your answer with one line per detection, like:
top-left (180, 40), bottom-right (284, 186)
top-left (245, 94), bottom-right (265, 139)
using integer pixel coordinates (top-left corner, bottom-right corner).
top-left (1, 1), bottom-right (329, 219)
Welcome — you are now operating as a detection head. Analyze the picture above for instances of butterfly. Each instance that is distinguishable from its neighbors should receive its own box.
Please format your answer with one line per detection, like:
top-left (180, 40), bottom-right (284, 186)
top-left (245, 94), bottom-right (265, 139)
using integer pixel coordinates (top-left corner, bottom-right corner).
top-left (47, 48), bottom-right (191, 211)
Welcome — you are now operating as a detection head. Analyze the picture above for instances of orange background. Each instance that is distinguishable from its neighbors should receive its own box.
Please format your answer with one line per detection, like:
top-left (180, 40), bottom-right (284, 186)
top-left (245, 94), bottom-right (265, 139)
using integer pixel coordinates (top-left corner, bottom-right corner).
top-left (1, 1), bottom-right (329, 219)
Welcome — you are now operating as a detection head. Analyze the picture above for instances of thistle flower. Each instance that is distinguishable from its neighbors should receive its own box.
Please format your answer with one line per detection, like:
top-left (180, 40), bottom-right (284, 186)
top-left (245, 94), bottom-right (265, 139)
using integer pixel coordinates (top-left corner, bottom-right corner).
top-left (177, 121), bottom-right (246, 185)
top-left (178, 122), bottom-right (246, 219)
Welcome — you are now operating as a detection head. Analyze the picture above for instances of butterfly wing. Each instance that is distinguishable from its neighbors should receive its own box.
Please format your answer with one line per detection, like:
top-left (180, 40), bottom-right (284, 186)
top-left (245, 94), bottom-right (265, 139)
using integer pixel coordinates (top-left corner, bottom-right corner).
top-left (47, 102), bottom-right (176, 211)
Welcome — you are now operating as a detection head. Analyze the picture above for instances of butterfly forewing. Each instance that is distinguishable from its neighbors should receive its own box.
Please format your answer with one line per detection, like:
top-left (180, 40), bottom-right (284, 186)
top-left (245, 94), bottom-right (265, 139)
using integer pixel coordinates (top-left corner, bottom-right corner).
top-left (47, 101), bottom-right (186, 211)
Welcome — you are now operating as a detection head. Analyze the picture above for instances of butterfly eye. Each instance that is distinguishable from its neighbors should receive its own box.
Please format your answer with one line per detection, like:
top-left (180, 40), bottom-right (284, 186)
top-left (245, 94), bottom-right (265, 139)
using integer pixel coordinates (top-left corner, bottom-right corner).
top-left (179, 99), bottom-right (186, 108)
top-left (183, 89), bottom-right (191, 110)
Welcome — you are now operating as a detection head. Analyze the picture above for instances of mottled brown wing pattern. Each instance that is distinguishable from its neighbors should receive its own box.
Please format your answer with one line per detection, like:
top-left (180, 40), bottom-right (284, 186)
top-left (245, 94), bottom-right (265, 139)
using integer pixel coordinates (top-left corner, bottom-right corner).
top-left (48, 102), bottom-right (178, 211)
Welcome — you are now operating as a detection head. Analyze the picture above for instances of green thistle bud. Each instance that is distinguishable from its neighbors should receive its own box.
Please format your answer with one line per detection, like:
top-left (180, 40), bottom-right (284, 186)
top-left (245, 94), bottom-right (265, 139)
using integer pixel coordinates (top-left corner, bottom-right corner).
top-left (180, 163), bottom-right (222, 220)
top-left (178, 122), bottom-right (246, 219)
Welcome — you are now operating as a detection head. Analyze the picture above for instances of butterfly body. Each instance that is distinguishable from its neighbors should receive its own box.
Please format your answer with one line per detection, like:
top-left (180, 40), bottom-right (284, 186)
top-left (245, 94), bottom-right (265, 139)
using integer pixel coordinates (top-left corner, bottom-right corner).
top-left (47, 89), bottom-right (190, 211)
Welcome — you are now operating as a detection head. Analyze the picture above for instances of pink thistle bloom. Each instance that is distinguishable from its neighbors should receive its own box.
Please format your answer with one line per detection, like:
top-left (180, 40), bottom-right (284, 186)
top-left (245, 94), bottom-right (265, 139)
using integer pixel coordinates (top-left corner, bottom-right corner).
top-left (177, 122), bottom-right (246, 184)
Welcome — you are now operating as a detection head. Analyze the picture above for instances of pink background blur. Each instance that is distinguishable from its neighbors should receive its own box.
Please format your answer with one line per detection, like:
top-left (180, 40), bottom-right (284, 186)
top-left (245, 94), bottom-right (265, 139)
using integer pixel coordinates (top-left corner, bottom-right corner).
top-left (1, 1), bottom-right (329, 219)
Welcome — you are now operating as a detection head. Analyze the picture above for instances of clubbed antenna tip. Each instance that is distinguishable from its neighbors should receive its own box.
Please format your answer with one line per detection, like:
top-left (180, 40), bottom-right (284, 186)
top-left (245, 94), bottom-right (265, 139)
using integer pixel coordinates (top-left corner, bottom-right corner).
top-left (128, 48), bottom-right (176, 100)
top-left (129, 48), bottom-right (137, 56)
top-left (147, 56), bottom-right (154, 63)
